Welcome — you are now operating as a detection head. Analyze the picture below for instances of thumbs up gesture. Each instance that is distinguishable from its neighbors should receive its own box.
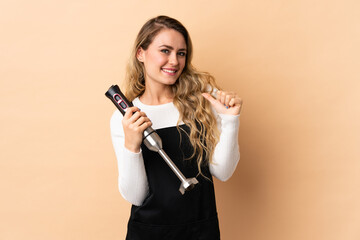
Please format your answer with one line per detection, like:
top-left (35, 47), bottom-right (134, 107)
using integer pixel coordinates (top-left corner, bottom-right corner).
top-left (202, 90), bottom-right (243, 116)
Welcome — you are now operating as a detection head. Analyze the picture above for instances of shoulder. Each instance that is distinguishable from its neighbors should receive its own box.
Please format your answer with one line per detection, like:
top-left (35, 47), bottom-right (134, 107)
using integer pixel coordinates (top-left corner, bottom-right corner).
top-left (110, 109), bottom-right (123, 124)
top-left (110, 110), bottom-right (124, 135)
top-left (132, 97), bottom-right (181, 130)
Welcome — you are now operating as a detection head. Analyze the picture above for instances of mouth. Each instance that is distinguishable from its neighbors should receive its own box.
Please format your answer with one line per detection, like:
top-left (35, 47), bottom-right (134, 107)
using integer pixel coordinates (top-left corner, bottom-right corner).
top-left (161, 68), bottom-right (178, 75)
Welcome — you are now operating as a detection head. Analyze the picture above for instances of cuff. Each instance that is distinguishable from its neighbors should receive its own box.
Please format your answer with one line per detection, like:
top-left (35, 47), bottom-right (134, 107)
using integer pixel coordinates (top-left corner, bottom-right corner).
top-left (218, 114), bottom-right (240, 131)
top-left (123, 146), bottom-right (143, 160)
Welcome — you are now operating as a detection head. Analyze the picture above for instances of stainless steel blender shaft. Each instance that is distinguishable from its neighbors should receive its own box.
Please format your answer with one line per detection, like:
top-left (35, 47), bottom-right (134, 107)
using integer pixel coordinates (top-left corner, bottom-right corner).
top-left (143, 128), bottom-right (198, 194)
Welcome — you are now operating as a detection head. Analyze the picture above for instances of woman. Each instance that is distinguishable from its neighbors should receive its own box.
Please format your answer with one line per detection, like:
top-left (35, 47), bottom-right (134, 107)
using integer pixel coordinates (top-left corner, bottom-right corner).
top-left (110, 15), bottom-right (242, 240)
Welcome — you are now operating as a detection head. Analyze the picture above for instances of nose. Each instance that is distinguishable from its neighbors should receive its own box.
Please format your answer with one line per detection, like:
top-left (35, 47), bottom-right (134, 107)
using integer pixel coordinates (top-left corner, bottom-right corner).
top-left (169, 53), bottom-right (178, 66)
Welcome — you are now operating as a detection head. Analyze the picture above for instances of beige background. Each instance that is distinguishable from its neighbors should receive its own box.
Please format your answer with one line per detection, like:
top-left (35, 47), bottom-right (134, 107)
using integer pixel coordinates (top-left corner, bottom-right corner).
top-left (1, 0), bottom-right (359, 239)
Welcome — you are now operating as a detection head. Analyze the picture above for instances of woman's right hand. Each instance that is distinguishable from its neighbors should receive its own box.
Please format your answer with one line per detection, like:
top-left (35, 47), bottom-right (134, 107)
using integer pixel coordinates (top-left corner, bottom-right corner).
top-left (122, 106), bottom-right (152, 153)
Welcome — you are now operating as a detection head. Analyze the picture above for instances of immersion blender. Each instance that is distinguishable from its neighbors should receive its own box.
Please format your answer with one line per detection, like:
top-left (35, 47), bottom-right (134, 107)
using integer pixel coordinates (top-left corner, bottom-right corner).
top-left (105, 85), bottom-right (198, 194)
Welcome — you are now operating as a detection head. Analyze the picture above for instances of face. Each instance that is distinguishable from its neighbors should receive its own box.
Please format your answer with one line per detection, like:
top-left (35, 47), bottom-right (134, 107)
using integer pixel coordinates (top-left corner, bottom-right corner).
top-left (137, 28), bottom-right (187, 88)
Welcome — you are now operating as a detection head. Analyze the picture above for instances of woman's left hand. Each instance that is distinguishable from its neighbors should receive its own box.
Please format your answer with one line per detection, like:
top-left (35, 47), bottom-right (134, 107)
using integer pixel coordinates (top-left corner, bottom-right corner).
top-left (202, 90), bottom-right (243, 115)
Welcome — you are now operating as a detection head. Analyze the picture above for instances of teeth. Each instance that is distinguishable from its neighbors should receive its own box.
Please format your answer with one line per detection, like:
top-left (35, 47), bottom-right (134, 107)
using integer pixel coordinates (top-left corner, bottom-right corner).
top-left (162, 69), bottom-right (176, 73)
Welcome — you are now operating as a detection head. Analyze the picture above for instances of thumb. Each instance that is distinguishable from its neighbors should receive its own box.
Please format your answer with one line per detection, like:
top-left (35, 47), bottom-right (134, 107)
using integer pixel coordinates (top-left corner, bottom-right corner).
top-left (201, 92), bottom-right (224, 109)
top-left (201, 92), bottom-right (217, 105)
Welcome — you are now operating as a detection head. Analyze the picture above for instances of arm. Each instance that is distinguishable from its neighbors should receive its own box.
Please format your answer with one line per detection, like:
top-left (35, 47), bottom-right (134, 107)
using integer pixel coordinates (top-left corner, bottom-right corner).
top-left (110, 110), bottom-right (149, 206)
top-left (210, 113), bottom-right (240, 181)
top-left (202, 90), bottom-right (242, 181)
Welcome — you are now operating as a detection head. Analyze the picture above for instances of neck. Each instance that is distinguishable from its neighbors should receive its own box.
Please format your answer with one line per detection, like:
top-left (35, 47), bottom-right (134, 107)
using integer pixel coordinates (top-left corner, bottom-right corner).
top-left (140, 83), bottom-right (174, 105)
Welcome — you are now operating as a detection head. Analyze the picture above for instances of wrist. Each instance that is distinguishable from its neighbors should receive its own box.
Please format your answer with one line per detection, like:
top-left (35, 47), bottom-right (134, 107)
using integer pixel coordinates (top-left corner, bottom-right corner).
top-left (124, 142), bottom-right (141, 153)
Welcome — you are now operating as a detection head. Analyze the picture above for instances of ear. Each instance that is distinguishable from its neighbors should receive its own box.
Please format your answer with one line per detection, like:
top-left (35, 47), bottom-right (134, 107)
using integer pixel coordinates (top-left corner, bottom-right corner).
top-left (136, 47), bottom-right (145, 62)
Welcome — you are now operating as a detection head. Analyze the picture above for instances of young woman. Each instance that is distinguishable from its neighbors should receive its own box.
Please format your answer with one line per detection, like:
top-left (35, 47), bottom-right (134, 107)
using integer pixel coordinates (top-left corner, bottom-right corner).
top-left (110, 15), bottom-right (242, 240)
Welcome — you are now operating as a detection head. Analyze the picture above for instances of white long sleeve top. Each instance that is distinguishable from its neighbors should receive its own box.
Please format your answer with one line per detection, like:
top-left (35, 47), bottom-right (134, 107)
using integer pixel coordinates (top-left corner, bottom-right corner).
top-left (110, 97), bottom-right (240, 206)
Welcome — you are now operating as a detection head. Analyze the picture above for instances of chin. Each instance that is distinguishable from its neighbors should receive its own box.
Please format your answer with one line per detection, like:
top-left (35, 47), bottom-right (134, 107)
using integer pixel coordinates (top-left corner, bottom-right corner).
top-left (165, 81), bottom-right (178, 86)
top-left (162, 78), bottom-right (178, 86)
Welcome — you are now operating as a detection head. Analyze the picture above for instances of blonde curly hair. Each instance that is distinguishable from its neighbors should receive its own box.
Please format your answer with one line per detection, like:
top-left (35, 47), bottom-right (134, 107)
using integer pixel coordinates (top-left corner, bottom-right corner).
top-left (123, 16), bottom-right (220, 175)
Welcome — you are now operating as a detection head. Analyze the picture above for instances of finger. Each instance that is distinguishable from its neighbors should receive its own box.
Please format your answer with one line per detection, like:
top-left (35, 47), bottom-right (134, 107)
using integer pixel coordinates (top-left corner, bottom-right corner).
top-left (217, 91), bottom-right (225, 104)
top-left (228, 96), bottom-right (241, 107)
top-left (139, 119), bottom-right (152, 131)
top-left (202, 92), bottom-right (230, 114)
top-left (225, 94), bottom-right (234, 107)
top-left (130, 116), bottom-right (152, 132)
top-left (123, 106), bottom-right (140, 119)
top-left (134, 116), bottom-right (151, 127)
top-left (229, 97), bottom-right (243, 114)
top-left (216, 90), bottom-right (222, 102)
top-left (201, 92), bottom-right (218, 106)
top-left (129, 111), bottom-right (146, 123)
top-left (228, 97), bottom-right (235, 107)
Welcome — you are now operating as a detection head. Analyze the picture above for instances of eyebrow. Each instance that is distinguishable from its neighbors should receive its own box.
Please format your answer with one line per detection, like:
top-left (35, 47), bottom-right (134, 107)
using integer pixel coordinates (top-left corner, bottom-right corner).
top-left (159, 45), bottom-right (187, 51)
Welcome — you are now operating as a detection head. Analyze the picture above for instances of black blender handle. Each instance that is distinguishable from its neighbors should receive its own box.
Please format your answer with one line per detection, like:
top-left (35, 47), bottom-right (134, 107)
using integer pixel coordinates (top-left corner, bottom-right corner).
top-left (105, 85), bottom-right (133, 116)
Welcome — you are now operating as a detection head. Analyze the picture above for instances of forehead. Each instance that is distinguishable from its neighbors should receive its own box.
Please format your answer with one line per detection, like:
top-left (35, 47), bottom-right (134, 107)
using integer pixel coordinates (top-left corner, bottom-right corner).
top-left (150, 28), bottom-right (187, 49)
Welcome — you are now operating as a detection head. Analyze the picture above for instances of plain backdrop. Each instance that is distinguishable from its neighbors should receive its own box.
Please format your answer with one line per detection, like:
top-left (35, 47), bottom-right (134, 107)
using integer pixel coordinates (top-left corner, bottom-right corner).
top-left (1, 0), bottom-right (359, 239)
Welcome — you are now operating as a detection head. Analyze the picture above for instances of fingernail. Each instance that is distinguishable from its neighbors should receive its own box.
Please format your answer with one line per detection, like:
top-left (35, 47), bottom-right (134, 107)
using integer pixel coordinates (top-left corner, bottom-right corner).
top-left (226, 106), bottom-right (229, 109)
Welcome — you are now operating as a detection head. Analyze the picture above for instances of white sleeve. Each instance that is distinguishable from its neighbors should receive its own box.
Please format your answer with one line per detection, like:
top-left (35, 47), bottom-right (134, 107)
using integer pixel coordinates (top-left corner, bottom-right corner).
top-left (110, 110), bottom-right (149, 206)
top-left (210, 113), bottom-right (240, 181)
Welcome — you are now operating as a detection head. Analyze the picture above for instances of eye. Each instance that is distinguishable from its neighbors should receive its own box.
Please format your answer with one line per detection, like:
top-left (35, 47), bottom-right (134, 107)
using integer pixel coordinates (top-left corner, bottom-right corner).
top-left (161, 49), bottom-right (170, 54)
top-left (177, 51), bottom-right (187, 57)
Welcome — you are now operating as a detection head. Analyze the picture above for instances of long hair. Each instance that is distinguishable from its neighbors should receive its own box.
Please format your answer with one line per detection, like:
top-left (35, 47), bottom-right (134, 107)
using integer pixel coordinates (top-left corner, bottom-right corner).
top-left (124, 15), bottom-right (220, 175)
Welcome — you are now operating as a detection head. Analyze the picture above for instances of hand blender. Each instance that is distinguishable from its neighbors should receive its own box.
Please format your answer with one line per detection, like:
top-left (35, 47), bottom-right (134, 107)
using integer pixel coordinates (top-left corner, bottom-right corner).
top-left (105, 85), bottom-right (198, 194)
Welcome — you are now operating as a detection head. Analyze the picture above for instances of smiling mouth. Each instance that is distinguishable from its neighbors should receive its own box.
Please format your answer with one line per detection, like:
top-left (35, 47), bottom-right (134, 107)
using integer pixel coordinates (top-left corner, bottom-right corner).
top-left (161, 68), bottom-right (178, 74)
